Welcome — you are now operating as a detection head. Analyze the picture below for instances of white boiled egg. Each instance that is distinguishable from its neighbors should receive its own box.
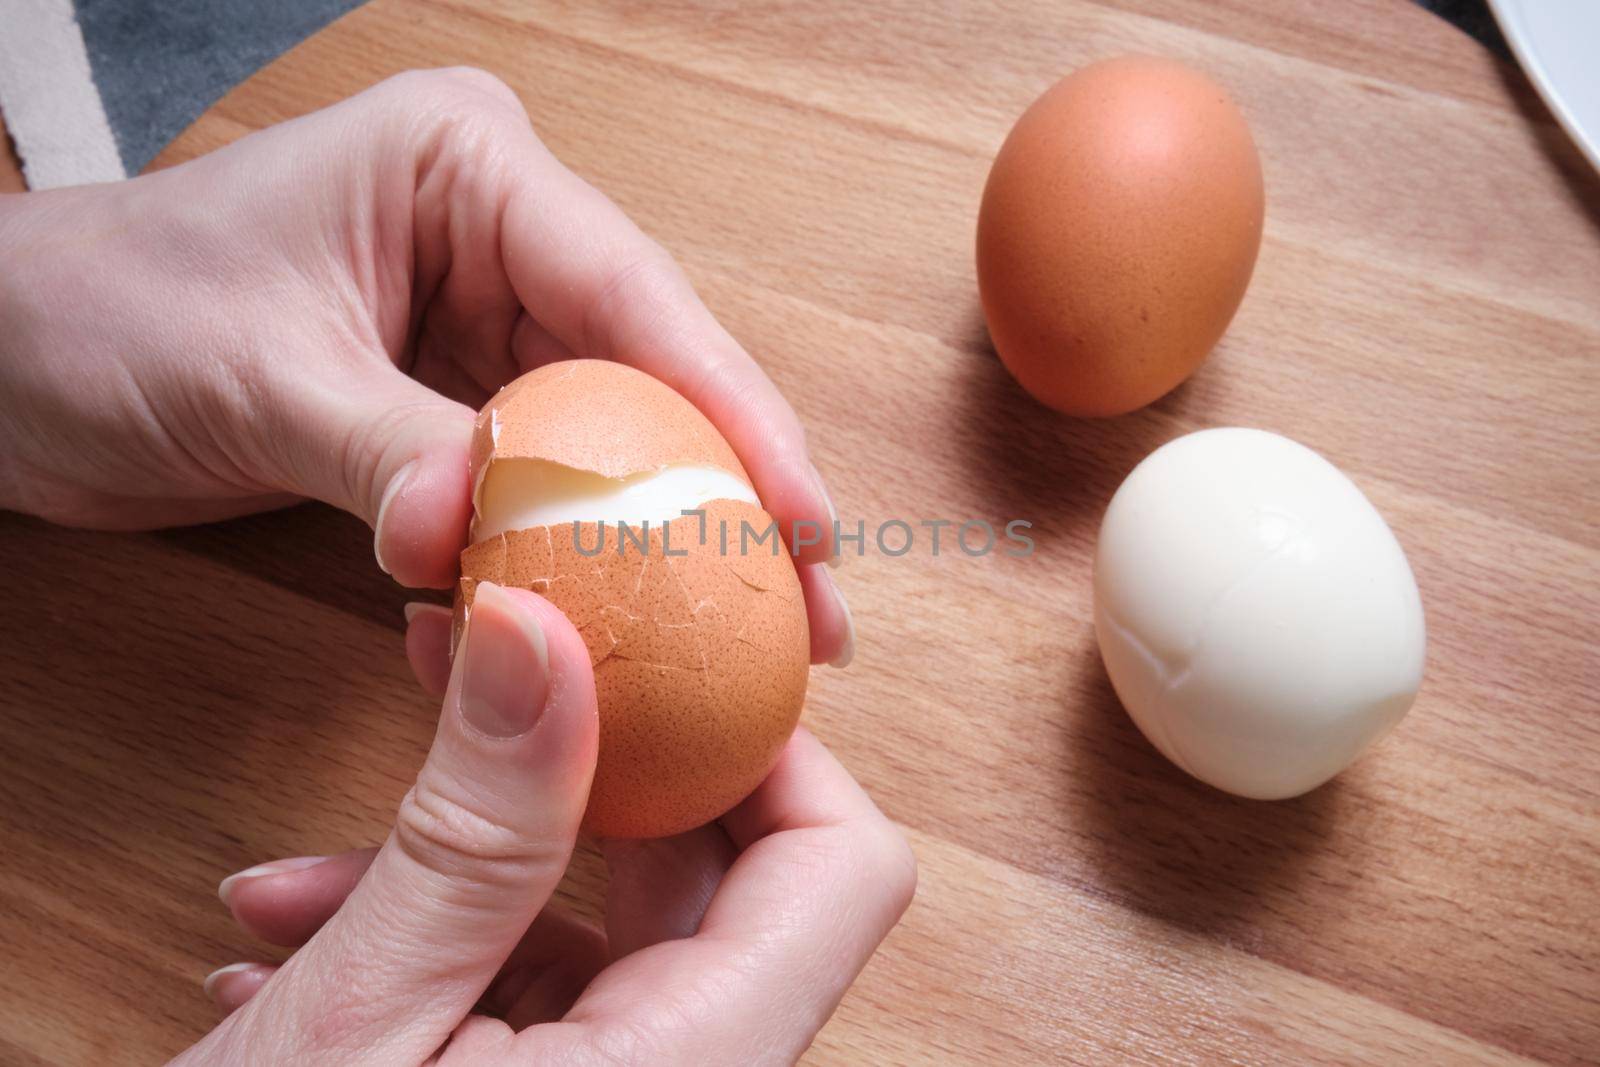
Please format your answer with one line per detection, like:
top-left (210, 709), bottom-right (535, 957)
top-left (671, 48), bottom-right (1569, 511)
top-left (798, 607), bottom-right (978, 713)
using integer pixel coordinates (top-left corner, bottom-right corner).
top-left (1094, 428), bottom-right (1426, 799)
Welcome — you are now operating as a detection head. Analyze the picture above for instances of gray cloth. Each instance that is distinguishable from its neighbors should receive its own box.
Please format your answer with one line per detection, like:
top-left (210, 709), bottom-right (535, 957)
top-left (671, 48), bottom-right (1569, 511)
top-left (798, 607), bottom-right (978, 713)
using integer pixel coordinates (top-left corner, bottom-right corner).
top-left (75, 0), bottom-right (365, 173)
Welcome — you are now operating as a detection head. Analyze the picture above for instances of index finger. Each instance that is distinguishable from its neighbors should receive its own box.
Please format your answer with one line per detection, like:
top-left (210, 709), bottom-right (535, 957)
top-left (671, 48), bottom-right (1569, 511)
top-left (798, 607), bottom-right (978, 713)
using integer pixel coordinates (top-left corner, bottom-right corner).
top-left (498, 130), bottom-right (839, 568)
top-left (522, 728), bottom-right (916, 1063)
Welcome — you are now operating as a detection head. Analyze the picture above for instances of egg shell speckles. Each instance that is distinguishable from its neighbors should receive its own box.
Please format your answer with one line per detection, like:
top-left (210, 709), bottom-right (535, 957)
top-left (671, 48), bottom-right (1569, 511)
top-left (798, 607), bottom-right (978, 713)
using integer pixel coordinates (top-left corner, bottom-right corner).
top-left (459, 499), bottom-right (809, 839)
top-left (460, 361), bottom-right (807, 838)
top-left (977, 56), bottom-right (1264, 416)
top-left (469, 360), bottom-right (751, 486)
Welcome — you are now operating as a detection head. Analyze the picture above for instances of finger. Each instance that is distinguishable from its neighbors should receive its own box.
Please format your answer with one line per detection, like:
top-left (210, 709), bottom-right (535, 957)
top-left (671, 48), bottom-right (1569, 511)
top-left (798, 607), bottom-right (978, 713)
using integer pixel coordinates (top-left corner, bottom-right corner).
top-left (799, 564), bottom-right (855, 668)
top-left (406, 601), bottom-right (456, 698)
top-left (203, 963), bottom-right (276, 1016)
top-left (187, 582), bottom-right (599, 1066)
top-left (482, 909), bottom-right (610, 1029)
top-left (218, 849), bottom-right (379, 947)
top-left (216, 846), bottom-right (607, 1025)
top-left (48, 490), bottom-right (303, 531)
top-left (434, 1016), bottom-right (515, 1065)
top-left (495, 132), bottom-right (836, 566)
top-left (269, 364), bottom-right (475, 589)
top-left (601, 825), bottom-right (737, 958)
top-left (410, 347), bottom-right (497, 411)
top-left (508, 311), bottom-right (578, 372)
top-left (523, 728), bottom-right (916, 1064)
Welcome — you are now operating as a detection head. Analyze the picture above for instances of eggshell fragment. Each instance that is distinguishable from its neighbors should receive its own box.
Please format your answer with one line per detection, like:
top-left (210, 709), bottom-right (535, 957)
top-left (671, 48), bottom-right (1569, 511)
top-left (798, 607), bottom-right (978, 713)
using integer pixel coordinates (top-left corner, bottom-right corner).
top-left (457, 360), bottom-right (809, 839)
top-left (459, 499), bottom-right (808, 838)
top-left (470, 360), bottom-right (748, 487)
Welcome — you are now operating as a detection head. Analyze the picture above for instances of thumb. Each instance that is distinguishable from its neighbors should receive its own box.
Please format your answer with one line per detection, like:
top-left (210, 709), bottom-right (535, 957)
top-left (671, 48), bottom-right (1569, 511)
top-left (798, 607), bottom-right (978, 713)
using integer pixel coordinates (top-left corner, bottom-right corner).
top-left (277, 367), bottom-right (475, 589)
top-left (188, 583), bottom-right (598, 1066)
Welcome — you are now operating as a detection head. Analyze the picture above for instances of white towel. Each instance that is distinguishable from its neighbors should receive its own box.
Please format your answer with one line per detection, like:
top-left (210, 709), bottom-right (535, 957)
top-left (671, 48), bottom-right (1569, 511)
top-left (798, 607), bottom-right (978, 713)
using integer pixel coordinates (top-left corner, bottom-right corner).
top-left (0, 0), bottom-right (126, 189)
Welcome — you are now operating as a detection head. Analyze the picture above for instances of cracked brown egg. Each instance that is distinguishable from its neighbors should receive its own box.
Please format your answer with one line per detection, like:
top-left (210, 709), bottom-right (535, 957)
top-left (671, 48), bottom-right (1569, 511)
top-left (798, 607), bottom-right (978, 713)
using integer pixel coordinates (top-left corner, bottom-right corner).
top-left (977, 56), bottom-right (1264, 416)
top-left (454, 360), bottom-right (810, 839)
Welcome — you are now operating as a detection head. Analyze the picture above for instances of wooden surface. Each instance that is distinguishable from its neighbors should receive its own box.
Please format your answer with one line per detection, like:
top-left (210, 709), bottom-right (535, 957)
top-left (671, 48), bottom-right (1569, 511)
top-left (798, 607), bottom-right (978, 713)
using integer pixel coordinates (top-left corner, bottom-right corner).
top-left (3, 1), bottom-right (1598, 1063)
top-left (0, 109), bottom-right (25, 192)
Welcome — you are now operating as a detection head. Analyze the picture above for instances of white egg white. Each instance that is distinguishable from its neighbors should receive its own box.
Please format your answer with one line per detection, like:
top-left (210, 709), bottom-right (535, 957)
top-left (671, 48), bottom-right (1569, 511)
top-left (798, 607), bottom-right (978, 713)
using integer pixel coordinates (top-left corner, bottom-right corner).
top-left (473, 460), bottom-right (757, 543)
top-left (1094, 428), bottom-right (1426, 799)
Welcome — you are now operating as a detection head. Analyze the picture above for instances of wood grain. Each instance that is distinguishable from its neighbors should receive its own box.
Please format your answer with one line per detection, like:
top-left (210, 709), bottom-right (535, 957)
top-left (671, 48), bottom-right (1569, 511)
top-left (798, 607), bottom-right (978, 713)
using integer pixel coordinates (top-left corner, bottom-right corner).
top-left (3, 1), bottom-right (1598, 1063)
top-left (0, 108), bottom-right (25, 192)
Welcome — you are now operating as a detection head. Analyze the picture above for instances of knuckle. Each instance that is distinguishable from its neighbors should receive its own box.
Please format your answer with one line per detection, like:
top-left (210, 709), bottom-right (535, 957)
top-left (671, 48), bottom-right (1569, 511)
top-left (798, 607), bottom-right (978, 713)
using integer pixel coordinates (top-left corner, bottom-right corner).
top-left (372, 69), bottom-right (532, 161)
top-left (302, 994), bottom-right (382, 1060)
top-left (376, 67), bottom-right (540, 210)
top-left (581, 249), bottom-right (684, 360)
top-left (586, 1017), bottom-right (678, 1067)
top-left (773, 820), bottom-right (918, 922)
top-left (698, 360), bottom-right (765, 422)
top-left (392, 66), bottom-right (525, 116)
top-left (879, 825), bottom-right (919, 914)
top-left (338, 398), bottom-right (440, 522)
top-left (393, 777), bottom-right (560, 885)
top-left (849, 818), bottom-right (918, 917)
top-left (588, 985), bottom-right (764, 1067)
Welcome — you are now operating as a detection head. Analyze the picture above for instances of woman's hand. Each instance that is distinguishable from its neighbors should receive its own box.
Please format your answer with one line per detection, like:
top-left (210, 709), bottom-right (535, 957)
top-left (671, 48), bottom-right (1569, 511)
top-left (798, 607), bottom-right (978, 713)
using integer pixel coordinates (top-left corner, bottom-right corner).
top-left (179, 584), bottom-right (914, 1065)
top-left (0, 67), bottom-right (850, 664)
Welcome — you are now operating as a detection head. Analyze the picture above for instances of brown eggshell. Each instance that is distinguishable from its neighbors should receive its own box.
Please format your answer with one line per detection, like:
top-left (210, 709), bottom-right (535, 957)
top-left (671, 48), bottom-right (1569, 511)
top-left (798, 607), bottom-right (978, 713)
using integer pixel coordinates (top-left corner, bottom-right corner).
top-left (976, 56), bottom-right (1264, 416)
top-left (458, 499), bottom-right (809, 839)
top-left (470, 359), bottom-right (750, 488)
top-left (459, 360), bottom-right (808, 839)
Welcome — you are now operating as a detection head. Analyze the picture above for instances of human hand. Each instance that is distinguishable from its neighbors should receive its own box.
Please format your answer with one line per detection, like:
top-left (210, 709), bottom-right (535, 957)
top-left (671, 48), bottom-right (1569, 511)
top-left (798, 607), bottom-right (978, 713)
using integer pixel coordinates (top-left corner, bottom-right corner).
top-left (0, 67), bottom-right (850, 663)
top-left (180, 583), bottom-right (914, 1065)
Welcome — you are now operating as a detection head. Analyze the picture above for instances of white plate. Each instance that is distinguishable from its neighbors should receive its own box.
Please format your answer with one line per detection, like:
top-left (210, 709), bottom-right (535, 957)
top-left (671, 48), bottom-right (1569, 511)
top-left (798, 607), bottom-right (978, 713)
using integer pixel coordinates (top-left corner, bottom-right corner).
top-left (1488, 0), bottom-right (1600, 174)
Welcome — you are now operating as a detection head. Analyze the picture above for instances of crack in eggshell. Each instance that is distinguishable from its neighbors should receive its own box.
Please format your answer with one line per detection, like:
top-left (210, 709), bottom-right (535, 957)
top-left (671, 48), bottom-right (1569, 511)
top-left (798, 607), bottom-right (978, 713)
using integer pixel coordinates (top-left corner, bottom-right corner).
top-left (456, 497), bottom-right (810, 838)
top-left (455, 361), bottom-right (807, 838)
top-left (1096, 525), bottom-right (1316, 781)
top-left (469, 360), bottom-right (752, 485)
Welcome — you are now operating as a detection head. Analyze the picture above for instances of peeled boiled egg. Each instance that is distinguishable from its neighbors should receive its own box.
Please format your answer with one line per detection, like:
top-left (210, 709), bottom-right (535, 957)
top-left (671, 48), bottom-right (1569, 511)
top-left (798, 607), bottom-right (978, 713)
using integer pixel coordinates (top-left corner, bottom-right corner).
top-left (1094, 429), bottom-right (1425, 799)
top-left (977, 56), bottom-right (1264, 416)
top-left (456, 360), bottom-right (810, 838)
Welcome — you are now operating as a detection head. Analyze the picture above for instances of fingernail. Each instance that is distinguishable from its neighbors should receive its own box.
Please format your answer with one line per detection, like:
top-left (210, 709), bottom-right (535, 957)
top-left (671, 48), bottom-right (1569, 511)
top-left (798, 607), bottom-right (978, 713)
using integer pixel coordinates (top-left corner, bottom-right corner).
top-left (404, 600), bottom-right (450, 625)
top-left (459, 582), bottom-right (549, 738)
top-left (202, 962), bottom-right (261, 1001)
top-left (823, 568), bottom-right (855, 669)
top-left (809, 461), bottom-right (842, 569)
top-left (217, 855), bottom-right (327, 906)
top-left (373, 460), bottom-right (418, 576)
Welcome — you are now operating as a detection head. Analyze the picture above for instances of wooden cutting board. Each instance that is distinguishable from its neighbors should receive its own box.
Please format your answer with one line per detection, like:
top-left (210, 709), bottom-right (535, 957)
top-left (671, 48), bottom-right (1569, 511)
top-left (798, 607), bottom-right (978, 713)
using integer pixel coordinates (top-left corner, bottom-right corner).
top-left (2, 1), bottom-right (1596, 1063)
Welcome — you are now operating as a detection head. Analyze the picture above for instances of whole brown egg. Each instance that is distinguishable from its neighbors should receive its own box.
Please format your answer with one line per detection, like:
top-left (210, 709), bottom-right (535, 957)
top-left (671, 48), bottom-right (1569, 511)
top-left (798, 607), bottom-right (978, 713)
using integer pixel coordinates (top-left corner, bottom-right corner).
top-left (977, 56), bottom-right (1264, 416)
